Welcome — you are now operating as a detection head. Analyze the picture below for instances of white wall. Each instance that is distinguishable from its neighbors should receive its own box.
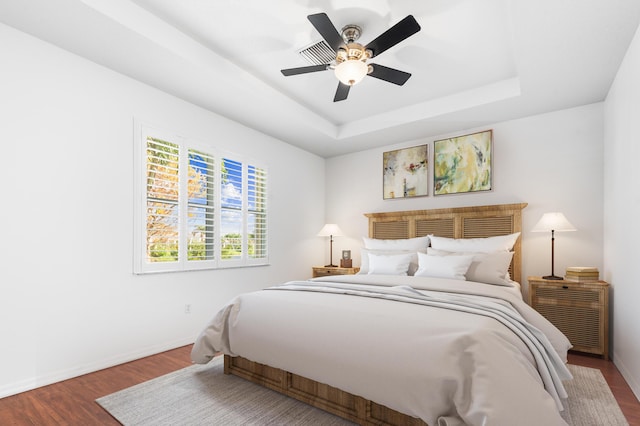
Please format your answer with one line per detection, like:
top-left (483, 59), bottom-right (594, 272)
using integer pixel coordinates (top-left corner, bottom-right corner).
top-left (604, 22), bottom-right (640, 398)
top-left (325, 103), bottom-right (605, 299)
top-left (0, 23), bottom-right (326, 397)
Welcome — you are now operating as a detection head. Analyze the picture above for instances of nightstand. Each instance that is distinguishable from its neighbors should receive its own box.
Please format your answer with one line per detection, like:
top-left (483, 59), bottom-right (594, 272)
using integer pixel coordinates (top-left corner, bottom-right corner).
top-left (312, 266), bottom-right (360, 278)
top-left (528, 276), bottom-right (609, 359)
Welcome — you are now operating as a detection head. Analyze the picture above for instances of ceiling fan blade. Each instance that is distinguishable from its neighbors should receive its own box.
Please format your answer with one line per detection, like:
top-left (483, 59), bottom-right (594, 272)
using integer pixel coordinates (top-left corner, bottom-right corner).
top-left (365, 15), bottom-right (421, 58)
top-left (308, 13), bottom-right (344, 52)
top-left (281, 64), bottom-right (330, 76)
top-left (333, 82), bottom-right (350, 102)
top-left (368, 64), bottom-right (411, 85)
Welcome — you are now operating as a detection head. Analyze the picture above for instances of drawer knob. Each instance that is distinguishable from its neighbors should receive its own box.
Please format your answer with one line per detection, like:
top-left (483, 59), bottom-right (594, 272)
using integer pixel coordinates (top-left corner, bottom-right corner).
top-left (562, 285), bottom-right (569, 289)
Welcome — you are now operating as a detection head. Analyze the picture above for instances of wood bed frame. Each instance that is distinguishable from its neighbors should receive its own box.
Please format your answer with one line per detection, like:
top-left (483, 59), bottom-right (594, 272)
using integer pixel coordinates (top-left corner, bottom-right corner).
top-left (224, 203), bottom-right (528, 426)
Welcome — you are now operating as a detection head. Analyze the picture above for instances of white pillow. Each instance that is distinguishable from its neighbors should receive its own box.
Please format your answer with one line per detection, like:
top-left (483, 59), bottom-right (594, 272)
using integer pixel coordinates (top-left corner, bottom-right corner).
top-left (358, 248), bottom-right (423, 276)
top-left (428, 232), bottom-right (520, 253)
top-left (414, 252), bottom-right (474, 281)
top-left (427, 248), bottom-right (514, 286)
top-left (367, 252), bottom-right (414, 276)
top-left (363, 235), bottom-right (429, 251)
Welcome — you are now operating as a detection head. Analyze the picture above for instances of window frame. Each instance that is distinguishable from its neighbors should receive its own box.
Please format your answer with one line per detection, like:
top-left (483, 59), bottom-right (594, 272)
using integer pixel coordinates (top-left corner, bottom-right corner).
top-left (134, 123), bottom-right (269, 274)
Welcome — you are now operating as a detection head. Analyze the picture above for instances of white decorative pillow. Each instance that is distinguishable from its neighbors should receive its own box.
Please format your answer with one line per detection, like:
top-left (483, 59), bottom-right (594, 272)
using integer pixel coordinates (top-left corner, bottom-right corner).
top-left (358, 248), bottom-right (423, 276)
top-left (367, 252), bottom-right (414, 276)
top-left (427, 248), bottom-right (514, 286)
top-left (363, 235), bottom-right (429, 251)
top-left (414, 252), bottom-right (474, 281)
top-left (428, 232), bottom-right (520, 253)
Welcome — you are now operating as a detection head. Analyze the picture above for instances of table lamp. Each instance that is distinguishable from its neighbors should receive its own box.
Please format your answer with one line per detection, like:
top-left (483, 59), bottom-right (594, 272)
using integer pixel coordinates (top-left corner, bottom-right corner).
top-left (531, 212), bottom-right (576, 280)
top-left (317, 224), bottom-right (343, 267)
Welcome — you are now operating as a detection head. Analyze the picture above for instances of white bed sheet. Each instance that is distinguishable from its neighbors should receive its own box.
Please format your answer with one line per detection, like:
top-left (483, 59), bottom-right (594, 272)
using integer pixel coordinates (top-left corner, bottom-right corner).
top-left (192, 274), bottom-right (572, 426)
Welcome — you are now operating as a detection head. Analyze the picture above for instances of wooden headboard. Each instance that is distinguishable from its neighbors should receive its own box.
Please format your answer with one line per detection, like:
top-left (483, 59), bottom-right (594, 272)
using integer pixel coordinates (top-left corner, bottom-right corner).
top-left (364, 203), bottom-right (528, 283)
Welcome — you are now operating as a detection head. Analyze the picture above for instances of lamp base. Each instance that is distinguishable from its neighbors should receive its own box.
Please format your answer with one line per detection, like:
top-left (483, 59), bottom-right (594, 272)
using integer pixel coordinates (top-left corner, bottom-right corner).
top-left (325, 264), bottom-right (338, 267)
top-left (542, 275), bottom-right (564, 280)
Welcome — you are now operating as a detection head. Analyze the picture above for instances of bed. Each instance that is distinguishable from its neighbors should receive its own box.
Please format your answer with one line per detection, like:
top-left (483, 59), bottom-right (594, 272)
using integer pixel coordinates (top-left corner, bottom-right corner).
top-left (191, 203), bottom-right (573, 426)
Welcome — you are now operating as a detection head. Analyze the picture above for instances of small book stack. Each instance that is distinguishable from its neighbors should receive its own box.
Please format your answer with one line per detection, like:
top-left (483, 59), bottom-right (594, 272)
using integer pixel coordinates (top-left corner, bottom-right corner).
top-left (565, 266), bottom-right (600, 282)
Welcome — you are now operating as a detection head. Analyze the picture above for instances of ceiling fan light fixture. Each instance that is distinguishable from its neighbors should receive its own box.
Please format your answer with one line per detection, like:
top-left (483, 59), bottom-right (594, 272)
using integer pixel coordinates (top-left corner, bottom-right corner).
top-left (334, 59), bottom-right (368, 86)
top-left (334, 43), bottom-right (371, 86)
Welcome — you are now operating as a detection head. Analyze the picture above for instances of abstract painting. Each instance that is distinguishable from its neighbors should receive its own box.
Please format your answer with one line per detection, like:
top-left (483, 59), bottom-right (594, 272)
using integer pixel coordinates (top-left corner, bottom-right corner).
top-left (383, 144), bottom-right (428, 199)
top-left (434, 130), bottom-right (492, 195)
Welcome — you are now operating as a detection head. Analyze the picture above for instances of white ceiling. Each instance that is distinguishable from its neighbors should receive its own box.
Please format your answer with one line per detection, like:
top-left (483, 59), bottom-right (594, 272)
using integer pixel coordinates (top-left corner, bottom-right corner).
top-left (2, 0), bottom-right (640, 157)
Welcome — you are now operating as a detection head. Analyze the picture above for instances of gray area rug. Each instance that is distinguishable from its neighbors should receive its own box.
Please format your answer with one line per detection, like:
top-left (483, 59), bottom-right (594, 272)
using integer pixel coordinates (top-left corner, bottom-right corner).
top-left (97, 357), bottom-right (628, 426)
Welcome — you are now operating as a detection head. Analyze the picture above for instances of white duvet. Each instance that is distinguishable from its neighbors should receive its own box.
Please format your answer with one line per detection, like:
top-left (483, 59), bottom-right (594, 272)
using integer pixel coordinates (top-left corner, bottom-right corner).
top-left (191, 275), bottom-right (573, 426)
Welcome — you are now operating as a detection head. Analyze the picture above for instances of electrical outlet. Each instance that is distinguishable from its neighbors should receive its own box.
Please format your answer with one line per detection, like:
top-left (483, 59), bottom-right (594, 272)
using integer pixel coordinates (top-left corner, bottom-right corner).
top-left (184, 304), bottom-right (191, 314)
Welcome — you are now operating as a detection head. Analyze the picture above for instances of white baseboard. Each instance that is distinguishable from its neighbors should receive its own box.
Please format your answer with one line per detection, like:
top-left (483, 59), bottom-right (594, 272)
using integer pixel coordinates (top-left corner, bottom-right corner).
top-left (0, 336), bottom-right (194, 399)
top-left (612, 350), bottom-right (640, 402)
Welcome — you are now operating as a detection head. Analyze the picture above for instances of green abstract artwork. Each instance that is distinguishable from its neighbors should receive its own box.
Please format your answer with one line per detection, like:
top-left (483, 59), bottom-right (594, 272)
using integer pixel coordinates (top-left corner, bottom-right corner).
top-left (434, 130), bottom-right (492, 195)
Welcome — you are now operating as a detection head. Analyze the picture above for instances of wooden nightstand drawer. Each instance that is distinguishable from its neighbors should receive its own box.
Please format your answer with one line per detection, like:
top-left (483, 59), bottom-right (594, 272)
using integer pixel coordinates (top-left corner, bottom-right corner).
top-left (312, 266), bottom-right (360, 278)
top-left (528, 276), bottom-right (609, 359)
top-left (534, 286), bottom-right (600, 304)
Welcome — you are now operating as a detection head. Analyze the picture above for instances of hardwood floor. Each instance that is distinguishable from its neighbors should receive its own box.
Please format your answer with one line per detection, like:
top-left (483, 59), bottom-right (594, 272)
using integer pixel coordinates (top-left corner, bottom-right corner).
top-left (0, 346), bottom-right (637, 425)
top-left (0, 346), bottom-right (193, 425)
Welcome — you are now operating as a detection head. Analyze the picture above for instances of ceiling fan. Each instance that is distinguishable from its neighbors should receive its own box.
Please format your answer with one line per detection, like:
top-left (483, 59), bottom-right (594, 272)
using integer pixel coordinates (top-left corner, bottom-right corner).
top-left (281, 13), bottom-right (421, 102)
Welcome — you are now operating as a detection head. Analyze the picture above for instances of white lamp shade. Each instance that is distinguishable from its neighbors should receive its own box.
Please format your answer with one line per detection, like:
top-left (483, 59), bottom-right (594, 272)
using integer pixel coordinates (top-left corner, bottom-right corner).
top-left (317, 223), bottom-right (344, 237)
top-left (334, 60), bottom-right (368, 86)
top-left (531, 212), bottom-right (576, 232)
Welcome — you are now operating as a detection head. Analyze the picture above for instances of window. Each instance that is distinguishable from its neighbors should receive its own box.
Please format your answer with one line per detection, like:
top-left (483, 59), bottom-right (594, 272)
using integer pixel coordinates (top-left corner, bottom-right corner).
top-left (134, 125), bottom-right (268, 273)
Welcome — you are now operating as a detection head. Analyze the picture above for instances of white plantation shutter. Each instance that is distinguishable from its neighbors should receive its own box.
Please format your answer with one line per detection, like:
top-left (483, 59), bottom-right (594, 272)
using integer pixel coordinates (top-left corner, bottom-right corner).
top-left (186, 149), bottom-right (215, 263)
top-left (145, 137), bottom-right (180, 264)
top-left (135, 124), bottom-right (268, 273)
top-left (248, 164), bottom-right (268, 261)
top-left (220, 158), bottom-right (243, 262)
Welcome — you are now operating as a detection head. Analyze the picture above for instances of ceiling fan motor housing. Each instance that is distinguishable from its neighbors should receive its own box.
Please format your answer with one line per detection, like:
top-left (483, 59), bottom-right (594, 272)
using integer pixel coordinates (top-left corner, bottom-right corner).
top-left (340, 24), bottom-right (362, 43)
top-left (335, 42), bottom-right (371, 64)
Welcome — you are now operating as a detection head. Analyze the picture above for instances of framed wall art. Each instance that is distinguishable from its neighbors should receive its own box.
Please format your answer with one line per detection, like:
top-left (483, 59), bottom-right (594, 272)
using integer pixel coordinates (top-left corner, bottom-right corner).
top-left (433, 130), bottom-right (492, 196)
top-left (383, 144), bottom-right (428, 199)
